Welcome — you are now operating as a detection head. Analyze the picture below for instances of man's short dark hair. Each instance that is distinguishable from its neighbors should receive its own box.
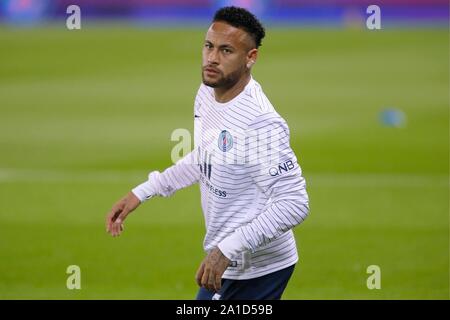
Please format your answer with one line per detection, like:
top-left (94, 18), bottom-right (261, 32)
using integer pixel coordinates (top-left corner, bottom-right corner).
top-left (213, 6), bottom-right (266, 49)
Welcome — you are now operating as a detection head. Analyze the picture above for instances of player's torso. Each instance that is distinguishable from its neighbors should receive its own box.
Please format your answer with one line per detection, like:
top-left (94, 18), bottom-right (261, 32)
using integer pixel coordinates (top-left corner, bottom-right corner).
top-left (194, 103), bottom-right (255, 205)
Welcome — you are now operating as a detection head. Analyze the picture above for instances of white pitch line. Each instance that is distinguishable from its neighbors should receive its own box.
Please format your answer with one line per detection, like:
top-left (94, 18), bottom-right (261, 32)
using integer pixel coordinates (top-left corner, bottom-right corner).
top-left (0, 168), bottom-right (447, 188)
top-left (306, 173), bottom-right (449, 188)
top-left (0, 168), bottom-right (145, 183)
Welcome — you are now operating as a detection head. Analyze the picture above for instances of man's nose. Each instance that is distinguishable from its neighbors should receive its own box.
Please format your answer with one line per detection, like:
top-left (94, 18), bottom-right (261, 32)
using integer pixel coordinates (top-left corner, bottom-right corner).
top-left (207, 49), bottom-right (219, 65)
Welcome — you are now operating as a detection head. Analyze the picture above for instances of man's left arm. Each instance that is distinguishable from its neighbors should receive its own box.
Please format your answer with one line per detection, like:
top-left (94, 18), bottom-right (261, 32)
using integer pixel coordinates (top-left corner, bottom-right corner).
top-left (197, 113), bottom-right (310, 292)
top-left (218, 113), bottom-right (310, 260)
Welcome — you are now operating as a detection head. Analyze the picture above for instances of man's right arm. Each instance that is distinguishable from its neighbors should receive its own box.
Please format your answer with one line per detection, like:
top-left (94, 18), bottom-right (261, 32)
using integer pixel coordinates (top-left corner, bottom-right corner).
top-left (106, 150), bottom-right (200, 237)
top-left (107, 87), bottom-right (202, 237)
top-left (131, 149), bottom-right (200, 202)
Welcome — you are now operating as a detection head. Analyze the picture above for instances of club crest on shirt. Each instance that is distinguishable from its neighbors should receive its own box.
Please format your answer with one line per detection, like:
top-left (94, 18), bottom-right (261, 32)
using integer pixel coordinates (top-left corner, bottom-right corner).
top-left (218, 130), bottom-right (233, 152)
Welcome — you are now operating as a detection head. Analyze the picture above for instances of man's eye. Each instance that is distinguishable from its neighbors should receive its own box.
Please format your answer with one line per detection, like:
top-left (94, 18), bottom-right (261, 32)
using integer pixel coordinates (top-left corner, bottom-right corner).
top-left (222, 48), bottom-right (232, 54)
top-left (205, 43), bottom-right (212, 49)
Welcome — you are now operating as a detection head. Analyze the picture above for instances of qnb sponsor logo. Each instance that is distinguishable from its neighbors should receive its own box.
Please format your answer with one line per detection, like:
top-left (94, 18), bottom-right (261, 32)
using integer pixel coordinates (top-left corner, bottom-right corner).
top-left (269, 160), bottom-right (295, 177)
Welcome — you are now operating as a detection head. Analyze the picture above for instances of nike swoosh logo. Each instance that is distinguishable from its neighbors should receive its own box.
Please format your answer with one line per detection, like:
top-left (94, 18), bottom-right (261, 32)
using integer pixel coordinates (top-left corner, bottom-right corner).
top-left (194, 114), bottom-right (200, 118)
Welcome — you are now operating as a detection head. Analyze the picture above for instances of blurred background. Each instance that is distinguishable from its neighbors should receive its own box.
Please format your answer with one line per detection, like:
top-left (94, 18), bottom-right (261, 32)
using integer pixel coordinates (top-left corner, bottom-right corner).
top-left (0, 0), bottom-right (448, 299)
top-left (0, 0), bottom-right (448, 26)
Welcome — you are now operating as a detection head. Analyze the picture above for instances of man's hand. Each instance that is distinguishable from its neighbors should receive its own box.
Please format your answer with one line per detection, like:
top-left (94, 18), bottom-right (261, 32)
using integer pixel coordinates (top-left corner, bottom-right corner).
top-left (195, 247), bottom-right (231, 292)
top-left (106, 192), bottom-right (141, 237)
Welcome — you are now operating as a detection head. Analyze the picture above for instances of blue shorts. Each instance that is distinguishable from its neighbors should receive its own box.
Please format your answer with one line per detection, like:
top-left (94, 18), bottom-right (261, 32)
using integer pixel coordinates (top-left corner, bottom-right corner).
top-left (196, 264), bottom-right (295, 300)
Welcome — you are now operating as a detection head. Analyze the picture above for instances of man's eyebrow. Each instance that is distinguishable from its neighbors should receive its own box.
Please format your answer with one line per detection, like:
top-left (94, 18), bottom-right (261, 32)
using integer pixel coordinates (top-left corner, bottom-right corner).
top-left (218, 44), bottom-right (235, 50)
top-left (204, 40), bottom-right (235, 50)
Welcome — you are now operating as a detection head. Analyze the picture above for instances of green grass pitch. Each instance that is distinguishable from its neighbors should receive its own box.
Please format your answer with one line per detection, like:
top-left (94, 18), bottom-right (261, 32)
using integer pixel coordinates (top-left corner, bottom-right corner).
top-left (0, 25), bottom-right (448, 299)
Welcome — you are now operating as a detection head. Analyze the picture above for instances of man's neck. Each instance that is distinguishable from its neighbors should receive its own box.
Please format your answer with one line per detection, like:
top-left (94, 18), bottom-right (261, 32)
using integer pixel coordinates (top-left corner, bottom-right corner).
top-left (214, 73), bottom-right (251, 103)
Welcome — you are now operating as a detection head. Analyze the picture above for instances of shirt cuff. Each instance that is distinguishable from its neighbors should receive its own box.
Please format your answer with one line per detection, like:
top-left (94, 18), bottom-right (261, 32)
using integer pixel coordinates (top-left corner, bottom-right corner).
top-left (131, 180), bottom-right (155, 203)
top-left (218, 231), bottom-right (248, 260)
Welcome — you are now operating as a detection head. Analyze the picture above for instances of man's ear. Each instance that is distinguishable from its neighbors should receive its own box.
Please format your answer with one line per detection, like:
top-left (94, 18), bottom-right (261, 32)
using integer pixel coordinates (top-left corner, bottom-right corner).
top-left (246, 48), bottom-right (258, 68)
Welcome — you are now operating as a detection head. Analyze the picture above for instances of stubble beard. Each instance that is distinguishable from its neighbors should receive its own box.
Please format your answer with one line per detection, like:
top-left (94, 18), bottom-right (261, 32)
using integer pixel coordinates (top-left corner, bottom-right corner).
top-left (202, 65), bottom-right (246, 90)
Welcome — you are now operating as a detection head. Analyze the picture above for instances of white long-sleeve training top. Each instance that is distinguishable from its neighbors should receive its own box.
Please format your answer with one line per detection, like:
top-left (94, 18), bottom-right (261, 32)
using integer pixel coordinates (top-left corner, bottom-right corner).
top-left (132, 77), bottom-right (309, 280)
